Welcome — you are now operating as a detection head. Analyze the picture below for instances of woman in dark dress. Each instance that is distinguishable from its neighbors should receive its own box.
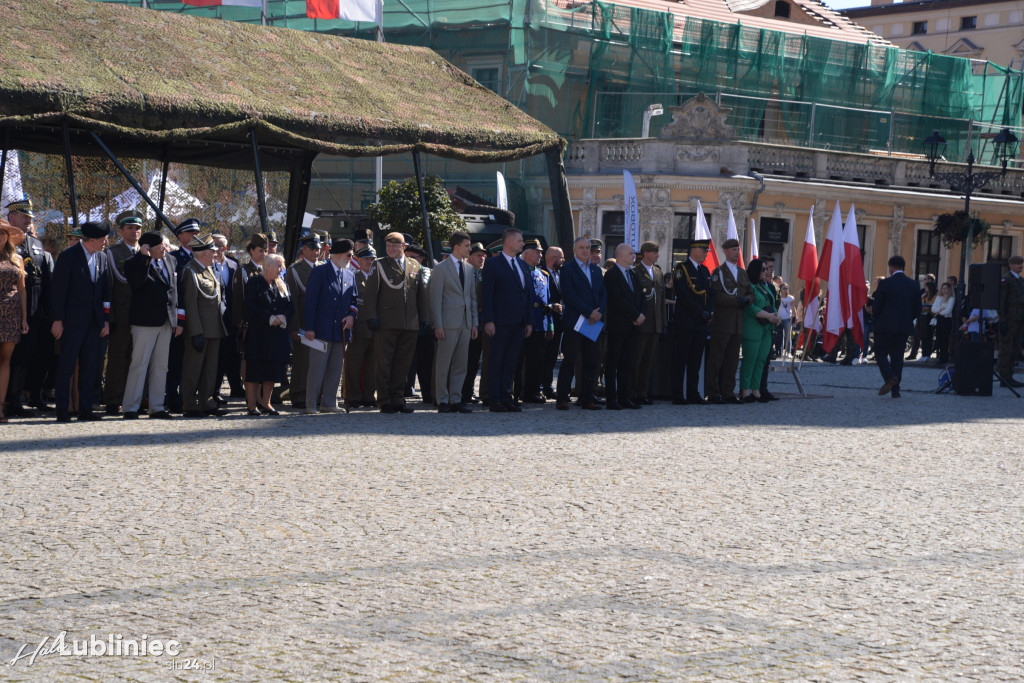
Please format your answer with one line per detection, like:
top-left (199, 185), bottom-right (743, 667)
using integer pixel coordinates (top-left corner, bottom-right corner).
top-left (244, 254), bottom-right (293, 415)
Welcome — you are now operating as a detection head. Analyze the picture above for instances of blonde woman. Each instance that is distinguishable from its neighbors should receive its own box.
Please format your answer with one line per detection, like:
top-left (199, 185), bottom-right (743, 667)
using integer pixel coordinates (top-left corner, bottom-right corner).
top-left (0, 220), bottom-right (29, 423)
top-left (244, 253), bottom-right (293, 415)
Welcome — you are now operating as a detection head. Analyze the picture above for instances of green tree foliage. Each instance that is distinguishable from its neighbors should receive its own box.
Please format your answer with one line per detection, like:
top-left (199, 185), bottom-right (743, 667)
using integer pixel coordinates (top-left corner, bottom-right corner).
top-left (367, 175), bottom-right (466, 247)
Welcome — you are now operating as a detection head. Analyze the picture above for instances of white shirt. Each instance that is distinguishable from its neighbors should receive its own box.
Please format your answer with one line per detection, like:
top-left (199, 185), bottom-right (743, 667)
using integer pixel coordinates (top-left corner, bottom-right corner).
top-left (724, 260), bottom-right (739, 280)
top-left (80, 242), bottom-right (98, 282)
top-left (643, 263), bottom-right (655, 281)
top-left (576, 258), bottom-right (590, 286)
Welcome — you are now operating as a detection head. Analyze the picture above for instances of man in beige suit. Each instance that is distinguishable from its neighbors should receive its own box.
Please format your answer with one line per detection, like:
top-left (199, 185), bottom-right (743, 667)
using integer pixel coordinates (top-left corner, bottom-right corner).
top-left (706, 238), bottom-right (751, 404)
top-left (180, 234), bottom-right (228, 417)
top-left (286, 233), bottom-right (322, 409)
top-left (362, 232), bottom-right (428, 413)
top-left (429, 231), bottom-right (478, 413)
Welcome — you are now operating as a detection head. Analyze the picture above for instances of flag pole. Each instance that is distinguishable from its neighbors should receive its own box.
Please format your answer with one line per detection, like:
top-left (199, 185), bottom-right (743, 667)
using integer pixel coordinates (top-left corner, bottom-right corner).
top-left (374, 0), bottom-right (384, 200)
top-left (261, 0), bottom-right (267, 25)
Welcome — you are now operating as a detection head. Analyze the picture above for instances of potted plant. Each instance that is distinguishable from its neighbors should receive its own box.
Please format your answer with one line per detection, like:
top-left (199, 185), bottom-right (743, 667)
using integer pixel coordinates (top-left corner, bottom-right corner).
top-left (933, 210), bottom-right (991, 249)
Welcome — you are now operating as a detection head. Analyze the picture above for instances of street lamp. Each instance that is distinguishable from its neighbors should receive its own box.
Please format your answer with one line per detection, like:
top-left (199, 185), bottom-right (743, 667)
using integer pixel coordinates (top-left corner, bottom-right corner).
top-left (641, 103), bottom-right (663, 139)
top-left (923, 127), bottom-right (1019, 369)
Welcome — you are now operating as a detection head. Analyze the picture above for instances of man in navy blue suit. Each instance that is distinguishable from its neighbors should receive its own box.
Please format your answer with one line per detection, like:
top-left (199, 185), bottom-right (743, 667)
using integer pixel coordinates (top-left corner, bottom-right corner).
top-left (872, 255), bottom-right (922, 398)
top-left (556, 236), bottom-right (608, 410)
top-left (481, 227), bottom-right (533, 412)
top-left (50, 221), bottom-right (112, 422)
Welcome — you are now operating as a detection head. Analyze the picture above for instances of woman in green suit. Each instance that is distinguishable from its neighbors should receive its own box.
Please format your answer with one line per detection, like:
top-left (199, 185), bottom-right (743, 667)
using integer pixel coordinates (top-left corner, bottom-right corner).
top-left (740, 258), bottom-right (781, 403)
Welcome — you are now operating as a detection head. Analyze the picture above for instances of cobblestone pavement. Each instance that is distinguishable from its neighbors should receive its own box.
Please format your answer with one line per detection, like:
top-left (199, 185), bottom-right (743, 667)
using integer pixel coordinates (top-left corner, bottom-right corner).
top-left (1, 361), bottom-right (1022, 680)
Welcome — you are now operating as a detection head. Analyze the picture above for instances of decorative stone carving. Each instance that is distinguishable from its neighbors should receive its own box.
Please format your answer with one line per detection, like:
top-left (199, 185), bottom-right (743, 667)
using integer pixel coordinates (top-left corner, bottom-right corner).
top-left (812, 199), bottom-right (828, 242)
top-left (583, 187), bottom-right (597, 203)
top-left (660, 93), bottom-right (736, 142)
top-left (675, 146), bottom-right (720, 163)
top-left (1003, 220), bottom-right (1013, 235)
top-left (688, 196), bottom-right (703, 212)
top-left (578, 185), bottom-right (598, 238)
top-left (889, 205), bottom-right (906, 249)
top-left (774, 202), bottom-right (786, 218)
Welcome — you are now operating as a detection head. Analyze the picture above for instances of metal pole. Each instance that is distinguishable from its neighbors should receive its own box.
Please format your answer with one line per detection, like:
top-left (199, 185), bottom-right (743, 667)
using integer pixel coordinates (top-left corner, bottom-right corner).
top-left (89, 131), bottom-right (176, 231)
top-left (808, 103), bottom-right (816, 148)
top-left (952, 150), bottom-right (975, 367)
top-left (62, 120), bottom-right (80, 228)
top-left (411, 150), bottom-right (435, 261)
top-left (157, 156), bottom-right (170, 228)
top-left (249, 127), bottom-right (270, 235)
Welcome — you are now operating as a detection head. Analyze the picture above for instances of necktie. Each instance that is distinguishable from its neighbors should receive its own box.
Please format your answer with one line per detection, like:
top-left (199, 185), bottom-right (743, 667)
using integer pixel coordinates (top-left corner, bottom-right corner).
top-left (90, 253), bottom-right (97, 283)
top-left (626, 270), bottom-right (634, 292)
top-left (511, 257), bottom-right (523, 288)
top-left (458, 260), bottom-right (465, 288)
top-left (582, 261), bottom-right (591, 287)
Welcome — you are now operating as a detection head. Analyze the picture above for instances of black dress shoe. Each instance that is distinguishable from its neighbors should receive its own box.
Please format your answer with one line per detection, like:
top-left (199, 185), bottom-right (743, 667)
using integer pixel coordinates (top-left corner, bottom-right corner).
top-left (742, 395), bottom-right (757, 403)
top-left (622, 400), bottom-right (642, 409)
top-left (523, 394), bottom-right (546, 404)
top-left (593, 397), bottom-right (606, 406)
top-left (605, 402), bottom-right (623, 410)
top-left (105, 405), bottom-right (121, 416)
top-left (763, 392), bottom-right (780, 401)
top-left (438, 403), bottom-right (452, 413)
top-left (182, 410), bottom-right (205, 418)
top-left (398, 405), bottom-right (415, 414)
top-left (724, 396), bottom-right (744, 405)
top-left (123, 412), bottom-right (139, 420)
top-left (204, 408), bottom-right (229, 417)
top-left (707, 396), bottom-right (725, 405)
top-left (213, 394), bottom-right (228, 406)
top-left (380, 405), bottom-right (396, 414)
top-left (757, 395), bottom-right (771, 403)
top-left (467, 396), bottom-right (480, 404)
top-left (504, 403), bottom-right (522, 413)
top-left (556, 401), bottom-right (569, 411)
top-left (641, 398), bottom-right (654, 406)
top-left (7, 405), bottom-right (35, 418)
top-left (149, 410), bottom-right (174, 420)
top-left (542, 388), bottom-right (556, 399)
top-left (455, 404), bottom-right (473, 414)
top-left (891, 387), bottom-right (901, 398)
top-left (56, 412), bottom-right (71, 424)
top-left (246, 408), bottom-right (263, 417)
top-left (580, 402), bottom-right (602, 410)
top-left (29, 401), bottom-right (54, 412)
top-left (78, 412), bottom-right (102, 421)
top-left (688, 397), bottom-right (706, 405)
top-left (138, 407), bottom-right (148, 416)
top-left (489, 403), bottom-right (508, 413)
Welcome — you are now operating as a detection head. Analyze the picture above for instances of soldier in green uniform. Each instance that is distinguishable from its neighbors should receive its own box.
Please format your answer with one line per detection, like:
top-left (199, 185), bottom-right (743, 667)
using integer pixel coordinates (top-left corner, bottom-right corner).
top-left (997, 254), bottom-right (1024, 387)
top-left (286, 233), bottom-right (321, 409)
top-left (103, 210), bottom-right (144, 414)
top-left (631, 240), bottom-right (666, 404)
top-left (344, 245), bottom-right (378, 409)
top-left (362, 232), bottom-right (428, 413)
top-left (706, 238), bottom-right (751, 404)
top-left (180, 234), bottom-right (228, 417)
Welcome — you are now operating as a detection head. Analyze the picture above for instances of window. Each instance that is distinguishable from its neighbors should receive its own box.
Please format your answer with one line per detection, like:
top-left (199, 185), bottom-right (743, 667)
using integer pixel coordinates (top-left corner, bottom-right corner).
top-left (988, 235), bottom-right (1013, 273)
top-left (774, 1), bottom-right (790, 18)
top-left (471, 66), bottom-right (501, 94)
top-left (601, 211), bottom-right (625, 254)
top-left (915, 229), bottom-right (941, 280)
top-left (961, 15), bottom-right (977, 30)
top-left (912, 21), bottom-right (927, 35)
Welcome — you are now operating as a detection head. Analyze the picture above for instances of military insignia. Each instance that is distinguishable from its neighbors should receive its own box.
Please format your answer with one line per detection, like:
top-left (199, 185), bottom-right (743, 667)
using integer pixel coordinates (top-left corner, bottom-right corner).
top-left (711, 272), bottom-right (719, 282)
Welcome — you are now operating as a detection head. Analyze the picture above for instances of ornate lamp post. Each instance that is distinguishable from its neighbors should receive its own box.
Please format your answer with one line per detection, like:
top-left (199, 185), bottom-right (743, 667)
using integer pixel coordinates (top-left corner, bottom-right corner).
top-left (923, 128), bottom-right (1019, 361)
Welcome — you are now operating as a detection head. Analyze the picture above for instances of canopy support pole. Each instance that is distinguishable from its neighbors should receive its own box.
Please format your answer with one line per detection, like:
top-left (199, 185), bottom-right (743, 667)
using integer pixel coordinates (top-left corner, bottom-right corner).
top-left (249, 127), bottom-right (269, 236)
top-left (545, 147), bottom-right (575, 247)
top-left (157, 152), bottom-right (170, 230)
top-left (89, 131), bottom-right (176, 231)
top-left (63, 119), bottom-right (80, 228)
top-left (0, 129), bottom-right (9, 201)
top-left (284, 152), bottom-right (315, 260)
top-left (412, 150), bottom-right (435, 261)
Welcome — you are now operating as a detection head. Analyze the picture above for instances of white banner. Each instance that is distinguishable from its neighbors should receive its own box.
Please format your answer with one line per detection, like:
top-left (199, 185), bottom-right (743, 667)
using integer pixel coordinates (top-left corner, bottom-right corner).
top-left (623, 170), bottom-right (640, 251)
top-left (1, 150), bottom-right (24, 214)
top-left (496, 171), bottom-right (508, 210)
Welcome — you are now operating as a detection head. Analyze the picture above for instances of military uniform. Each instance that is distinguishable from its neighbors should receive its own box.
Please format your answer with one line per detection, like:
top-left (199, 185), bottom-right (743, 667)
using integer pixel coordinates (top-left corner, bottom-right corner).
top-left (632, 258), bottom-right (666, 403)
top-left (998, 268), bottom-right (1024, 382)
top-left (344, 265), bottom-right (377, 407)
top-left (286, 257), bottom-right (317, 407)
top-left (519, 259), bottom-right (554, 402)
top-left (706, 260), bottom-right (751, 402)
top-left (180, 249), bottom-right (227, 414)
top-left (669, 256), bottom-right (714, 403)
top-left (362, 253), bottom-right (428, 410)
top-left (103, 236), bottom-right (140, 411)
top-left (166, 218), bottom-right (201, 412)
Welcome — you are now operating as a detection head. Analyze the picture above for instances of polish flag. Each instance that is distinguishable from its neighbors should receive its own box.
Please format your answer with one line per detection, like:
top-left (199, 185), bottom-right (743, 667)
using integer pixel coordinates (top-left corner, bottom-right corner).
top-left (748, 217), bottom-right (759, 261)
top-left (841, 204), bottom-right (868, 349)
top-left (183, 0), bottom-right (262, 6)
top-left (816, 201), bottom-right (846, 353)
top-left (797, 205), bottom-right (820, 332)
top-left (694, 200), bottom-right (719, 271)
top-left (726, 201), bottom-right (743, 269)
top-left (307, 0), bottom-right (381, 22)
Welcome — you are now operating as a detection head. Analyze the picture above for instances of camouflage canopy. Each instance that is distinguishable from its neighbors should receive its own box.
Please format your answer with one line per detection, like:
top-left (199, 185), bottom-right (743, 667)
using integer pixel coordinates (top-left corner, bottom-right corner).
top-left (0, 0), bottom-right (565, 170)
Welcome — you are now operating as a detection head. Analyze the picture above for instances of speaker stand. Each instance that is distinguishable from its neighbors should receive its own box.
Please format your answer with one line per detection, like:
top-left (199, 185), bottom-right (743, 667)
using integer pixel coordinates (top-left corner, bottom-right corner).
top-left (993, 369), bottom-right (1022, 398)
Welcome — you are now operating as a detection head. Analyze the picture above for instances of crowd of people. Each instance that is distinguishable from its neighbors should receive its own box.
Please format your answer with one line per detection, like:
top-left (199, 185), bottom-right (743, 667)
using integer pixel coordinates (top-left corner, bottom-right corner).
top-left (1, 193), bottom-right (1022, 422)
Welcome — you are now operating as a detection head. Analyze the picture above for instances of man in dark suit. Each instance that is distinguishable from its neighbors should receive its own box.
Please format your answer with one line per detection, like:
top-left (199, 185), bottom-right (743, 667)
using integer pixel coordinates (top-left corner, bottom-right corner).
top-left (304, 238), bottom-right (359, 413)
top-left (872, 255), bottom-right (922, 398)
top-left (212, 233), bottom-right (242, 400)
top-left (556, 236), bottom-right (607, 410)
top-left (50, 220), bottom-right (112, 422)
top-left (122, 231), bottom-right (182, 419)
top-left (540, 246), bottom-right (564, 399)
top-left (670, 238), bottom-right (714, 405)
top-left (603, 243), bottom-right (646, 410)
top-left (5, 196), bottom-right (55, 416)
top-left (481, 227), bottom-right (533, 412)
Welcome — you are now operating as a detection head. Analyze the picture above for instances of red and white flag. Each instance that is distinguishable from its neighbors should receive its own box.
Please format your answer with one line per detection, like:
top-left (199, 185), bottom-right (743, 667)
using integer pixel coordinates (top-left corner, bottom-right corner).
top-left (797, 205), bottom-right (820, 332)
top-left (816, 201), bottom-right (846, 353)
top-left (841, 204), bottom-right (868, 349)
top-left (748, 217), bottom-right (759, 261)
top-left (694, 200), bottom-right (719, 271)
top-left (726, 201), bottom-right (743, 269)
top-left (307, 0), bottom-right (381, 22)
top-left (183, 0), bottom-right (262, 6)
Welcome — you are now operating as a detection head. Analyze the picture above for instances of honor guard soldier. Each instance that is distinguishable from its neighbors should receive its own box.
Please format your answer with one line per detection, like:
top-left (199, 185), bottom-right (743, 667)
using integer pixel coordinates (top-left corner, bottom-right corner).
top-left (102, 209), bottom-right (143, 415)
top-left (631, 241), bottom-right (666, 405)
top-left (668, 238), bottom-right (714, 405)
top-left (362, 232), bottom-right (428, 413)
top-left (165, 217), bottom-right (202, 412)
top-left (5, 196), bottom-right (55, 416)
top-left (180, 234), bottom-right (228, 417)
top-left (286, 233), bottom-right (322, 409)
top-left (344, 245), bottom-right (378, 409)
top-left (706, 238), bottom-right (751, 404)
top-left (540, 246), bottom-right (564, 399)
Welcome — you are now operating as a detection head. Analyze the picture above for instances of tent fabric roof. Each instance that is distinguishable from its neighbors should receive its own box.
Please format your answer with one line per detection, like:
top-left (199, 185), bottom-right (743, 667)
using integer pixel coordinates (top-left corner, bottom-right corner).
top-left (0, 0), bottom-right (564, 167)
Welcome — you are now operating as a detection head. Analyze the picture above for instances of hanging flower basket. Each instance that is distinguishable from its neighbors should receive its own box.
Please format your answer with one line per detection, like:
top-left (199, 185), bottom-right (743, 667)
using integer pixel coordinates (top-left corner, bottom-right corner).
top-left (933, 210), bottom-right (991, 249)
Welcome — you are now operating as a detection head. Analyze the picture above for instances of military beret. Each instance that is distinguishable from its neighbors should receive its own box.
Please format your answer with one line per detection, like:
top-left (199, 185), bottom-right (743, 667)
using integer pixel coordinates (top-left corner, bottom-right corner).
top-left (469, 242), bottom-right (486, 255)
top-left (174, 218), bottom-right (202, 236)
top-left (330, 238), bottom-right (353, 255)
top-left (138, 231), bottom-right (164, 249)
top-left (640, 241), bottom-right (660, 254)
top-left (721, 238), bottom-right (740, 249)
top-left (4, 196), bottom-right (33, 218)
top-left (80, 221), bottom-right (111, 239)
top-left (188, 233), bottom-right (217, 252)
top-left (115, 210), bottom-right (145, 228)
